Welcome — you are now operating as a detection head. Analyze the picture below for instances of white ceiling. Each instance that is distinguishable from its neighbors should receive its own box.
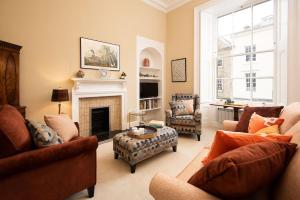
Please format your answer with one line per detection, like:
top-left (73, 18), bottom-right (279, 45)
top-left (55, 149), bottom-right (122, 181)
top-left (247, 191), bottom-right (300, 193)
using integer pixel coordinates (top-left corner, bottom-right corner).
top-left (143, 0), bottom-right (191, 13)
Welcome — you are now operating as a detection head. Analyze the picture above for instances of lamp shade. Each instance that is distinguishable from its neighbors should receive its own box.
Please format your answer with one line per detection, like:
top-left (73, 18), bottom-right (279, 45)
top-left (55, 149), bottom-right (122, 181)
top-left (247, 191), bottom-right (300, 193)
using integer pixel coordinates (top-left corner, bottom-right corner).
top-left (51, 89), bottom-right (69, 102)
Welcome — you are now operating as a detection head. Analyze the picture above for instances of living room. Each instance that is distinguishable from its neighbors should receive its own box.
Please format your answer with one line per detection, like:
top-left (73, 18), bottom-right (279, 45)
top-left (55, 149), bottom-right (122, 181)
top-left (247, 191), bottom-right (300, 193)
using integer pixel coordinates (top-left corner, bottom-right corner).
top-left (1, 0), bottom-right (300, 199)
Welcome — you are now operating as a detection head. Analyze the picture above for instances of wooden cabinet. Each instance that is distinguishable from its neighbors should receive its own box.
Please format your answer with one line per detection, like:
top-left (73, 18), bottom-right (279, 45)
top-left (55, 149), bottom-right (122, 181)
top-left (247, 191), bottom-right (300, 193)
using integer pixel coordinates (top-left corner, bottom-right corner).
top-left (0, 40), bottom-right (26, 117)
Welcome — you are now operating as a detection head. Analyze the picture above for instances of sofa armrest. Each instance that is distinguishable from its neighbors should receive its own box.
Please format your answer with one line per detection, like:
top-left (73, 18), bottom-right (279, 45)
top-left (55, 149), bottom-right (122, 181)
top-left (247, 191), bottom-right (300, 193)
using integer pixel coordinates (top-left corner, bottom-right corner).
top-left (149, 173), bottom-right (219, 200)
top-left (223, 120), bottom-right (238, 131)
top-left (194, 108), bottom-right (202, 122)
top-left (0, 136), bottom-right (98, 178)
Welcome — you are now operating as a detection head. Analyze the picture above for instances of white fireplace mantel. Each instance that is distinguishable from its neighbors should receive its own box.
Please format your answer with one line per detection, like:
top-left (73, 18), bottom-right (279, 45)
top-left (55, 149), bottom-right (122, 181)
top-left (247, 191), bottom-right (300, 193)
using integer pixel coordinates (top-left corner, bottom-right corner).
top-left (71, 78), bottom-right (127, 130)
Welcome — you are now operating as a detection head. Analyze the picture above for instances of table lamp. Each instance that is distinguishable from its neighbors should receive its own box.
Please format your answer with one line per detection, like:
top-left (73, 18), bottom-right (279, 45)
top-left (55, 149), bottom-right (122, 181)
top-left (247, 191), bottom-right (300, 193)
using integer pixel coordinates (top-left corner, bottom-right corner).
top-left (51, 88), bottom-right (69, 114)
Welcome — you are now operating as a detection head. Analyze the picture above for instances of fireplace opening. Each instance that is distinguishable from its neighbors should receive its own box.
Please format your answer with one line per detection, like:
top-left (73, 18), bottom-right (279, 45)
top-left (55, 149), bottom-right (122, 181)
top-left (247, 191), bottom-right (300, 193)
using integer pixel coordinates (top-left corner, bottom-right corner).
top-left (91, 107), bottom-right (110, 140)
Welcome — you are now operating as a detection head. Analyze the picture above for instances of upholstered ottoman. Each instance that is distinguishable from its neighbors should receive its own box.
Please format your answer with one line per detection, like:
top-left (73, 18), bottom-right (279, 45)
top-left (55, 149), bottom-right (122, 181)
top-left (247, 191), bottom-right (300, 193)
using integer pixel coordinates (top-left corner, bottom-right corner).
top-left (113, 126), bottom-right (178, 173)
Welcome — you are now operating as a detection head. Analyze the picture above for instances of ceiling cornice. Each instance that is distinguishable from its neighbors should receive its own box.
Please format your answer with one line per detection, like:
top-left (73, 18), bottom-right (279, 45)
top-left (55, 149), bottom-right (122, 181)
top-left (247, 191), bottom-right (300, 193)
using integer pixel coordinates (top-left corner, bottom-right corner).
top-left (143, 0), bottom-right (192, 13)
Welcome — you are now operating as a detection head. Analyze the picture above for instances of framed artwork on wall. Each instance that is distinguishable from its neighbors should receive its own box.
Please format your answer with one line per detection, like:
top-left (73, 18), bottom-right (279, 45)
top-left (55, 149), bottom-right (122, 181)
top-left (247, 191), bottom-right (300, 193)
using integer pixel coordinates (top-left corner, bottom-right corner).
top-left (171, 58), bottom-right (186, 82)
top-left (80, 37), bottom-right (120, 71)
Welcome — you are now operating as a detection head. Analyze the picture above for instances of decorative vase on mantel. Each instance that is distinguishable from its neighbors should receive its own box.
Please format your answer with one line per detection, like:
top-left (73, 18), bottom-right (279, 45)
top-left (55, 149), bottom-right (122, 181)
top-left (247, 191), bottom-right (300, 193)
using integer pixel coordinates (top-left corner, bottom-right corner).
top-left (143, 58), bottom-right (150, 67)
top-left (76, 70), bottom-right (85, 78)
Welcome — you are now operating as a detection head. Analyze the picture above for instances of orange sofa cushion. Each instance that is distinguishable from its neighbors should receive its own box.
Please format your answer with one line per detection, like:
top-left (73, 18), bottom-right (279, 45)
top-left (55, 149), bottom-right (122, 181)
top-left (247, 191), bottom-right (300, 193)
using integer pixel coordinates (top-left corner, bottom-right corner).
top-left (235, 106), bottom-right (283, 132)
top-left (189, 142), bottom-right (297, 199)
top-left (202, 130), bottom-right (292, 165)
top-left (0, 105), bottom-right (32, 158)
top-left (248, 113), bottom-right (284, 134)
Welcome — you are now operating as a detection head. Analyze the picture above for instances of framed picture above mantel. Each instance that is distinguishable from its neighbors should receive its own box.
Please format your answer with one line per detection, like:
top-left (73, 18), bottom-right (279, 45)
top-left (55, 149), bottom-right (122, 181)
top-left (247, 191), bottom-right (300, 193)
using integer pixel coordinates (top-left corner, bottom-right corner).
top-left (80, 37), bottom-right (120, 71)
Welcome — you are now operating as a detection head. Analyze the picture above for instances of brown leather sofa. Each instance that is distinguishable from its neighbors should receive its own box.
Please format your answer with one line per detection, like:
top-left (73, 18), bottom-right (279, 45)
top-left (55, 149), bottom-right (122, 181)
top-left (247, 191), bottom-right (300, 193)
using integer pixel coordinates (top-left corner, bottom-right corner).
top-left (150, 102), bottom-right (300, 200)
top-left (0, 105), bottom-right (98, 200)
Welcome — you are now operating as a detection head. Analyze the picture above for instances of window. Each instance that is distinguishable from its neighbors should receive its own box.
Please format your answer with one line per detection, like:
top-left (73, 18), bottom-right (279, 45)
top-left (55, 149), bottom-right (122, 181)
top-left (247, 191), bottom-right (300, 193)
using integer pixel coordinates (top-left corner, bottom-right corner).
top-left (217, 59), bottom-right (223, 67)
top-left (245, 45), bottom-right (256, 61)
top-left (217, 79), bottom-right (223, 92)
top-left (245, 73), bottom-right (256, 91)
top-left (216, 0), bottom-right (274, 102)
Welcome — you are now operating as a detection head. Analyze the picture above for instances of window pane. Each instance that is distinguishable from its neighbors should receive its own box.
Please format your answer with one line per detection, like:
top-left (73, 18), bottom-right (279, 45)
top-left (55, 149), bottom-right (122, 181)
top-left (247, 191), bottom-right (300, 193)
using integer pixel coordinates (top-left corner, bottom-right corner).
top-left (218, 35), bottom-right (233, 54)
top-left (252, 78), bottom-right (273, 102)
top-left (232, 33), bottom-right (252, 55)
top-left (232, 55), bottom-right (251, 78)
top-left (252, 52), bottom-right (274, 77)
top-left (216, 56), bottom-right (232, 78)
top-left (232, 79), bottom-right (251, 101)
top-left (253, 0), bottom-right (273, 27)
top-left (253, 26), bottom-right (274, 51)
top-left (216, 79), bottom-right (231, 99)
top-left (218, 14), bottom-right (233, 36)
top-left (233, 7), bottom-right (252, 33)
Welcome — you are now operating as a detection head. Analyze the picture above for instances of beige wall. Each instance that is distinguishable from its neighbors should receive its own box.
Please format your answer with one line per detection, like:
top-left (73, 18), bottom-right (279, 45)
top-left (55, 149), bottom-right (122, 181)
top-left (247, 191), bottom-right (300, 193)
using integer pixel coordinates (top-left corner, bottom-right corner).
top-left (0, 0), bottom-right (166, 121)
top-left (165, 0), bottom-right (207, 107)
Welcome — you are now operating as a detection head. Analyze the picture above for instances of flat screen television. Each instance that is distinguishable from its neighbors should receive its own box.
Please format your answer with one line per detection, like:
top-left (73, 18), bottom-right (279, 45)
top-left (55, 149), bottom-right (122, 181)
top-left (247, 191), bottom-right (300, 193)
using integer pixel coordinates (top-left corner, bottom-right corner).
top-left (140, 83), bottom-right (158, 98)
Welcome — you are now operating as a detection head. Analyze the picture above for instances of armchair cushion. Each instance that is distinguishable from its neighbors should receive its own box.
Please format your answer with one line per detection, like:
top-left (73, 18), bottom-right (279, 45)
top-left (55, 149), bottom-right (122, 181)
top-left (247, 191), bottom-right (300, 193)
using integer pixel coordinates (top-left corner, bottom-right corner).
top-left (0, 105), bottom-right (32, 158)
top-left (170, 115), bottom-right (196, 126)
top-left (170, 100), bottom-right (193, 116)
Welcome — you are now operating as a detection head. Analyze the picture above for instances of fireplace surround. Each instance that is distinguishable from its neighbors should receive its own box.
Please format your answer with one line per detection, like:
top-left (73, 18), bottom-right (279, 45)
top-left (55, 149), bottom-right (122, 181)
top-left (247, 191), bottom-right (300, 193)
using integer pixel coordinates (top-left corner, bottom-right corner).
top-left (71, 78), bottom-right (127, 137)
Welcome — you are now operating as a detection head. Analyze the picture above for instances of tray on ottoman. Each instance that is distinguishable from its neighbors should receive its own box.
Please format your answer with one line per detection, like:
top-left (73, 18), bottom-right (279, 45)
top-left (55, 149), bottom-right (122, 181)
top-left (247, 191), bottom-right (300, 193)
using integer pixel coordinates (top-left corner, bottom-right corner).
top-left (113, 126), bottom-right (178, 173)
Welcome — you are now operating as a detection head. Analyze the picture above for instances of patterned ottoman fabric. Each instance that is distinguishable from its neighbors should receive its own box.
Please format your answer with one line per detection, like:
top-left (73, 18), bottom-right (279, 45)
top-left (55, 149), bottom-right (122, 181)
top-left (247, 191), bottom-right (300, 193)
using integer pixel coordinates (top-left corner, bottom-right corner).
top-left (113, 126), bottom-right (178, 171)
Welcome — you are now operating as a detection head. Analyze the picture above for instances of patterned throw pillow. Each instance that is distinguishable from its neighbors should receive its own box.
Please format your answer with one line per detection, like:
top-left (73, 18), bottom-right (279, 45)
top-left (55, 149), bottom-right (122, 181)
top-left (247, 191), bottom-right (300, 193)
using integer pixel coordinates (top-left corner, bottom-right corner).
top-left (248, 112), bottom-right (284, 134)
top-left (170, 99), bottom-right (194, 116)
top-left (27, 120), bottom-right (63, 148)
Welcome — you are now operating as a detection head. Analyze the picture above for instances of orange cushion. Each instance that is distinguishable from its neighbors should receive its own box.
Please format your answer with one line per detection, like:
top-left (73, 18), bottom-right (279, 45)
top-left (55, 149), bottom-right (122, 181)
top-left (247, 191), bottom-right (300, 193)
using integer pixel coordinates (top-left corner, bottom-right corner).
top-left (202, 130), bottom-right (292, 165)
top-left (255, 125), bottom-right (280, 135)
top-left (248, 112), bottom-right (284, 134)
top-left (190, 142), bottom-right (297, 199)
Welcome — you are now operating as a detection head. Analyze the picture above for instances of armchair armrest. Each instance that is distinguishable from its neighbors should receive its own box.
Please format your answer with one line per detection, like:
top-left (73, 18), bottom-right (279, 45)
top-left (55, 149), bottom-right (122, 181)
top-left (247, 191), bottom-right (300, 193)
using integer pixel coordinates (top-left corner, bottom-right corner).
top-left (165, 109), bottom-right (172, 126)
top-left (149, 173), bottom-right (219, 200)
top-left (0, 136), bottom-right (98, 178)
top-left (165, 109), bottom-right (172, 117)
top-left (194, 108), bottom-right (202, 122)
top-left (223, 120), bottom-right (238, 131)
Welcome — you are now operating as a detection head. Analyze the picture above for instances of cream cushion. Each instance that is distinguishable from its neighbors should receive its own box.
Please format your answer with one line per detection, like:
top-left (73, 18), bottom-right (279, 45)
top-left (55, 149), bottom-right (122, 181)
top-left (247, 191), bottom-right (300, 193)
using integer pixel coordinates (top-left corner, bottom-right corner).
top-left (44, 114), bottom-right (78, 142)
top-left (279, 102), bottom-right (300, 133)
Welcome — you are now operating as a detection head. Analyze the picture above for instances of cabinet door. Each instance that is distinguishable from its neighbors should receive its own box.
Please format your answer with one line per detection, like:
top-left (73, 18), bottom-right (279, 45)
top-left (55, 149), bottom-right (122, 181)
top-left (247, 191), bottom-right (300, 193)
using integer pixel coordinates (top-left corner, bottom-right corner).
top-left (0, 50), bottom-right (19, 105)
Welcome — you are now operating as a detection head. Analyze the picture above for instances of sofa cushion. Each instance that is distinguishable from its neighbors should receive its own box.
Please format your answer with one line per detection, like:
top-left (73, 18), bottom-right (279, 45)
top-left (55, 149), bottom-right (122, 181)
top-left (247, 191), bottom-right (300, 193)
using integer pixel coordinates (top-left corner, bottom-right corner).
top-left (188, 142), bottom-right (297, 199)
top-left (235, 106), bottom-right (283, 132)
top-left (0, 105), bottom-right (32, 158)
top-left (202, 130), bottom-right (292, 165)
top-left (44, 114), bottom-right (78, 142)
top-left (255, 125), bottom-right (280, 135)
top-left (248, 113), bottom-right (284, 134)
top-left (27, 120), bottom-right (64, 148)
top-left (280, 102), bottom-right (300, 134)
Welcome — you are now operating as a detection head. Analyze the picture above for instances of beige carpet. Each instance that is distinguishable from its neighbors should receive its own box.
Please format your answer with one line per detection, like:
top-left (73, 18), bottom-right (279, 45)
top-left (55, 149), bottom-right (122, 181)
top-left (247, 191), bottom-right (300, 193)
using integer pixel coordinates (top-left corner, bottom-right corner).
top-left (68, 127), bottom-right (217, 200)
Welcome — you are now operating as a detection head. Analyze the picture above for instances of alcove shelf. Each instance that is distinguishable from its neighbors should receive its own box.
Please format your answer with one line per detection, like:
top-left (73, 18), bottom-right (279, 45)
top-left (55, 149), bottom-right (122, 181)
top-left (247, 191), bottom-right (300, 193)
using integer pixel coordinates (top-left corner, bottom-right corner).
top-left (136, 36), bottom-right (164, 121)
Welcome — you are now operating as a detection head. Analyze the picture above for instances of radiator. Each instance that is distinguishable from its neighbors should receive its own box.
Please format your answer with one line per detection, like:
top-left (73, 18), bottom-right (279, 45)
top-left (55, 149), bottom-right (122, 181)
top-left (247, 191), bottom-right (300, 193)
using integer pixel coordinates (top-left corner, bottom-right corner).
top-left (217, 107), bottom-right (243, 123)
